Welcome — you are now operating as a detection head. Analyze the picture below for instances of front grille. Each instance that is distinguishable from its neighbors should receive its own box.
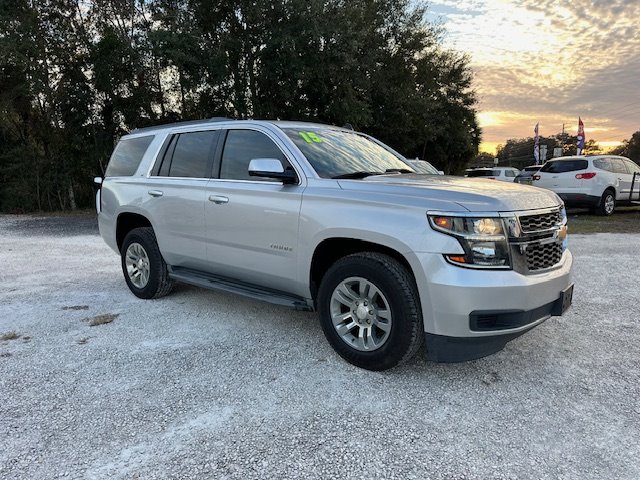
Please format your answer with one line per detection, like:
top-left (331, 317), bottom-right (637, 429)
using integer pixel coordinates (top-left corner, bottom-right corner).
top-left (525, 242), bottom-right (563, 271)
top-left (519, 209), bottom-right (561, 233)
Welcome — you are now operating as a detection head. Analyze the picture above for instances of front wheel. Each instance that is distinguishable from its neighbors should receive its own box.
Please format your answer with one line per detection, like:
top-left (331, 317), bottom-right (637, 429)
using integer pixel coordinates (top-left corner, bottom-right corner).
top-left (317, 252), bottom-right (424, 371)
top-left (120, 227), bottom-right (173, 299)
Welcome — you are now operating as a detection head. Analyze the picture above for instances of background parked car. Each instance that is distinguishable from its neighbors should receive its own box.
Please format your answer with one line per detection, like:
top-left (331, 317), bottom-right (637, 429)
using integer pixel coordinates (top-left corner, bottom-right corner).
top-left (514, 165), bottom-right (542, 185)
top-left (406, 159), bottom-right (443, 175)
top-left (465, 167), bottom-right (520, 182)
top-left (532, 155), bottom-right (640, 215)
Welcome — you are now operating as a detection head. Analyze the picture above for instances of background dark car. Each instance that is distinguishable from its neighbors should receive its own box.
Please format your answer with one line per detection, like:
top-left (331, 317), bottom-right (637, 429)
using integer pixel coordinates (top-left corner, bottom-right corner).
top-left (514, 165), bottom-right (542, 185)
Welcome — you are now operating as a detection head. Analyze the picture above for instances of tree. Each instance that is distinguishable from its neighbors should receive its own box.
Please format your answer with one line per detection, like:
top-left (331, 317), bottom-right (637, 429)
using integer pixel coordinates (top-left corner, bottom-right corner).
top-left (496, 133), bottom-right (602, 169)
top-left (609, 130), bottom-right (640, 163)
top-left (0, 0), bottom-right (481, 212)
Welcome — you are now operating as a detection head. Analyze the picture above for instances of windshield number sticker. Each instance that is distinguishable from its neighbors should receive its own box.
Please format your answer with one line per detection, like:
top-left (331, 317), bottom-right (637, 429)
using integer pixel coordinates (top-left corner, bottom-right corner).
top-left (299, 131), bottom-right (323, 143)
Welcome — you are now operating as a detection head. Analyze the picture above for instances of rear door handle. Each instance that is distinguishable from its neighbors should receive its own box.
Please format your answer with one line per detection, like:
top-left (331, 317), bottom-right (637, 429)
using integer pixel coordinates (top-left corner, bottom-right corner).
top-left (209, 195), bottom-right (229, 204)
top-left (148, 190), bottom-right (163, 197)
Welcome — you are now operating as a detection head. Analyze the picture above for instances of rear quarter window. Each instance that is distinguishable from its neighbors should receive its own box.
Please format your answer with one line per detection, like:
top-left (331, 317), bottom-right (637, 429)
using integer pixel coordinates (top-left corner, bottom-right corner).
top-left (105, 136), bottom-right (154, 177)
top-left (539, 160), bottom-right (588, 173)
top-left (593, 158), bottom-right (612, 172)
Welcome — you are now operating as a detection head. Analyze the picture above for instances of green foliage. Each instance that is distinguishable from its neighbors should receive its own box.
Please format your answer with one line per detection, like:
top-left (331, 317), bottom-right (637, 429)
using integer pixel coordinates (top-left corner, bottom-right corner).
top-left (0, 0), bottom-right (481, 211)
top-left (609, 130), bottom-right (640, 163)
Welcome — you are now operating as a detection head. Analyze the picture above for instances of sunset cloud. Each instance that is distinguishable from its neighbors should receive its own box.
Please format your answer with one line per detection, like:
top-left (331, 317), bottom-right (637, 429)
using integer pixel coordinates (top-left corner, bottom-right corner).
top-left (427, 0), bottom-right (640, 153)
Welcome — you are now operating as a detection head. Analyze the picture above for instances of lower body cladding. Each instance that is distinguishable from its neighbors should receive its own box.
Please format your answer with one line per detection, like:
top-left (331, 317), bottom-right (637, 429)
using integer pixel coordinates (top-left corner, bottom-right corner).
top-left (411, 249), bottom-right (574, 362)
top-left (556, 192), bottom-right (601, 208)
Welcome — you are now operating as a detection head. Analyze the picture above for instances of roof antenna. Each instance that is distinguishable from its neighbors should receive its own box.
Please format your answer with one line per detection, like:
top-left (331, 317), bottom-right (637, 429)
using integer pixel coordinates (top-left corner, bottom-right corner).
top-left (342, 123), bottom-right (354, 131)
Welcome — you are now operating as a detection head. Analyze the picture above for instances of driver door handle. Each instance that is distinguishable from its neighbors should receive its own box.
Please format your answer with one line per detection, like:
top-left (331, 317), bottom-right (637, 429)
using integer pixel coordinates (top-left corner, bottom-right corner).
top-left (209, 195), bottom-right (229, 205)
top-left (148, 190), bottom-right (163, 197)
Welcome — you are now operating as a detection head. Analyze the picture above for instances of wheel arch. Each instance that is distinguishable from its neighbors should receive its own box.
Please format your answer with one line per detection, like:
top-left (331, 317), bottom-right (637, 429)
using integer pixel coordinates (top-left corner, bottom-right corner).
top-left (309, 237), bottom-right (417, 305)
top-left (116, 212), bottom-right (153, 252)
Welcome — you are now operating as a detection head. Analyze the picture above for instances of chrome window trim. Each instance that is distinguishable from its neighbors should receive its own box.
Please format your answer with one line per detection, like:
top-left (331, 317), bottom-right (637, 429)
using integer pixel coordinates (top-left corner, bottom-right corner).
top-left (142, 125), bottom-right (307, 186)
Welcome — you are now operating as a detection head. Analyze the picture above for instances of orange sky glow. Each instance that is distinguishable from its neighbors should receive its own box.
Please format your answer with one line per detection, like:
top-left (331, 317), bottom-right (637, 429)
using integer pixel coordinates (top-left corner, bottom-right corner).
top-left (426, 0), bottom-right (640, 155)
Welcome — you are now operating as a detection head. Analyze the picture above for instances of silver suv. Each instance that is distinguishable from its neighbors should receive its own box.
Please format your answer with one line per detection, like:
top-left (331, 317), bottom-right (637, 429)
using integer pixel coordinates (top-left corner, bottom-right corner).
top-left (96, 119), bottom-right (574, 370)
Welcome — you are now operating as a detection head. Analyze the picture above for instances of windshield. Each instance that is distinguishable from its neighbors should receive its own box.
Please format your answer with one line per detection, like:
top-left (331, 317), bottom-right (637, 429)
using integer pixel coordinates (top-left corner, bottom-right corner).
top-left (467, 169), bottom-right (499, 177)
top-left (283, 128), bottom-right (413, 178)
top-left (408, 160), bottom-right (439, 174)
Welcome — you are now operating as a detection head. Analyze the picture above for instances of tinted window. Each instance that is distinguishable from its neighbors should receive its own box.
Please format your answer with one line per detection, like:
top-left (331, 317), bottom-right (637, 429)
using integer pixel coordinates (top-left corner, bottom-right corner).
top-left (609, 158), bottom-right (628, 174)
top-left (467, 170), bottom-right (499, 177)
top-left (505, 170), bottom-right (516, 177)
top-left (624, 160), bottom-right (640, 174)
top-left (220, 130), bottom-right (287, 181)
top-left (539, 160), bottom-right (588, 173)
top-left (105, 135), bottom-right (154, 177)
top-left (593, 158), bottom-right (612, 171)
top-left (283, 128), bottom-right (412, 178)
top-left (166, 131), bottom-right (218, 178)
top-left (524, 166), bottom-right (541, 172)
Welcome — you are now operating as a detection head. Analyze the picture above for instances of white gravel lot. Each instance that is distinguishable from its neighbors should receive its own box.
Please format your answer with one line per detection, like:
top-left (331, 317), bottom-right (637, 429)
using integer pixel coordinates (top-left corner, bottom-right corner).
top-left (0, 214), bottom-right (639, 479)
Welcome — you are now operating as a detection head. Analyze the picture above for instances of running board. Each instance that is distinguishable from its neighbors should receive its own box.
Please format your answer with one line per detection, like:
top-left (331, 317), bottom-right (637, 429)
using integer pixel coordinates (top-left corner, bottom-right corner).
top-left (168, 267), bottom-right (313, 311)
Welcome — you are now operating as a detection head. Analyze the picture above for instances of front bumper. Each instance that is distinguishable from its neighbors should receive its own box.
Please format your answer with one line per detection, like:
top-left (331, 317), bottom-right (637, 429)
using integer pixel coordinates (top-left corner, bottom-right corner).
top-left (409, 249), bottom-right (573, 361)
top-left (425, 287), bottom-right (572, 362)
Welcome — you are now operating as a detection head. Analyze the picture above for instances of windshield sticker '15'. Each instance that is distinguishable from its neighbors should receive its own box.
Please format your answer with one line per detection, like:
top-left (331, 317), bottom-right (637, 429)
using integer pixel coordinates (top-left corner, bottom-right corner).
top-left (299, 131), bottom-right (323, 143)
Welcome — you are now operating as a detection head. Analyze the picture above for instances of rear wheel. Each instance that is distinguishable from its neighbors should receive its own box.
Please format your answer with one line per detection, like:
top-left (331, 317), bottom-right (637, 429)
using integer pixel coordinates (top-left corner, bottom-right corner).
top-left (121, 227), bottom-right (173, 299)
top-left (317, 252), bottom-right (424, 371)
top-left (596, 189), bottom-right (615, 216)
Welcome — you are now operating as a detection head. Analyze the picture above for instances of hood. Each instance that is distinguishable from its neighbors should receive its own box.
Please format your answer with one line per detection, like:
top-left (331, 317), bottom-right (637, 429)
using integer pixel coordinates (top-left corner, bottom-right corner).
top-left (337, 174), bottom-right (561, 212)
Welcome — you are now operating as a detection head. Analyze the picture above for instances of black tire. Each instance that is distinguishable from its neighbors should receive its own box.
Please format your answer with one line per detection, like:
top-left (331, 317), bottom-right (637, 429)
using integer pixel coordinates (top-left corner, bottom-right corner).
top-left (596, 189), bottom-right (615, 216)
top-left (120, 227), bottom-right (173, 299)
top-left (317, 252), bottom-right (424, 371)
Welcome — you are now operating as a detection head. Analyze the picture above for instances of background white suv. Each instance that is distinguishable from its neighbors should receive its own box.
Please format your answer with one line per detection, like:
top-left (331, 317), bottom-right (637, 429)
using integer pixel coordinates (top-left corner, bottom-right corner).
top-left (465, 167), bottom-right (520, 182)
top-left (532, 155), bottom-right (640, 215)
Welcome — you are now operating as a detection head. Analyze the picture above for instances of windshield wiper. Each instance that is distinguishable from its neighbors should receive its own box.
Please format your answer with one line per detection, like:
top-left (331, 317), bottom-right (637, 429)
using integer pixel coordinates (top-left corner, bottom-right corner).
top-left (385, 168), bottom-right (414, 174)
top-left (332, 169), bottom-right (414, 179)
top-left (332, 171), bottom-right (384, 179)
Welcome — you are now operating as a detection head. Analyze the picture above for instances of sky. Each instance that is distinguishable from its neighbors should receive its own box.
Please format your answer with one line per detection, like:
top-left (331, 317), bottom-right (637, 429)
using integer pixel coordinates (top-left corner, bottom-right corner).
top-left (425, 0), bottom-right (640, 154)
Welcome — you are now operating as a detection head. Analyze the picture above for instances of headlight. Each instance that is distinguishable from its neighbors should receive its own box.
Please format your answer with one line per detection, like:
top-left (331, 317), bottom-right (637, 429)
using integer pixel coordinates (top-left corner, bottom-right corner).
top-left (428, 215), bottom-right (511, 268)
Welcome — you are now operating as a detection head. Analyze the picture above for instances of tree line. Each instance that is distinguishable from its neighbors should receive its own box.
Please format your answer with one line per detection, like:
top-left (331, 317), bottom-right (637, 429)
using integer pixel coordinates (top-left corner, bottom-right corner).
top-left (481, 129), bottom-right (640, 169)
top-left (0, 0), bottom-right (480, 212)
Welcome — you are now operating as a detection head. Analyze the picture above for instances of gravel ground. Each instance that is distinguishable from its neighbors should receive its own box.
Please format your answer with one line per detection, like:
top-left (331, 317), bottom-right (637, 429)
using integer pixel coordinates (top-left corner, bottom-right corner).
top-left (0, 214), bottom-right (639, 479)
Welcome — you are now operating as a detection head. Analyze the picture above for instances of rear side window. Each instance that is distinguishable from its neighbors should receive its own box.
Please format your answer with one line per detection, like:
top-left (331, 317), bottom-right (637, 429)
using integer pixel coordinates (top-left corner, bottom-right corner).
top-left (105, 136), bottom-right (154, 177)
top-left (539, 160), bottom-right (588, 173)
top-left (467, 170), bottom-right (499, 177)
top-left (155, 130), bottom-right (219, 178)
top-left (220, 130), bottom-right (287, 181)
top-left (609, 158), bottom-right (628, 174)
top-left (624, 160), bottom-right (640, 174)
top-left (505, 170), bottom-right (516, 177)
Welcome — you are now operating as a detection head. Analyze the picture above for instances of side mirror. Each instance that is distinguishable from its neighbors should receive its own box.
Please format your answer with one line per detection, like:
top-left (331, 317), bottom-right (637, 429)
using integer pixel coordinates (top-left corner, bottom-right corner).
top-left (248, 158), bottom-right (297, 184)
top-left (94, 176), bottom-right (103, 186)
top-left (438, 170), bottom-right (444, 175)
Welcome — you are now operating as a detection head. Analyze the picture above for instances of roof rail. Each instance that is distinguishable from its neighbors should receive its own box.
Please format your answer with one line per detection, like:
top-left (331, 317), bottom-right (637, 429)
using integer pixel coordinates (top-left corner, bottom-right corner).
top-left (131, 117), bottom-right (232, 133)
